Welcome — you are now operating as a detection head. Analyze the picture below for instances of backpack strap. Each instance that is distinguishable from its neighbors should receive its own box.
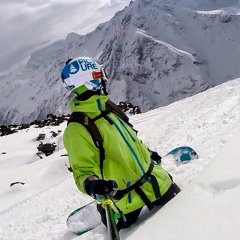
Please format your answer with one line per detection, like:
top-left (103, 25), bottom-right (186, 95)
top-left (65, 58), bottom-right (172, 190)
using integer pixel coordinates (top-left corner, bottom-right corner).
top-left (106, 100), bottom-right (134, 128)
top-left (68, 112), bottom-right (105, 178)
top-left (114, 160), bottom-right (156, 210)
top-left (67, 100), bottom-right (136, 178)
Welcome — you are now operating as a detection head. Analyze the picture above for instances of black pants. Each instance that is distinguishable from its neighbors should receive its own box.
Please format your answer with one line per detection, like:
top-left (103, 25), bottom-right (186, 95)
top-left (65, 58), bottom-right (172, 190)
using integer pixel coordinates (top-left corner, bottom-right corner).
top-left (97, 182), bottom-right (181, 230)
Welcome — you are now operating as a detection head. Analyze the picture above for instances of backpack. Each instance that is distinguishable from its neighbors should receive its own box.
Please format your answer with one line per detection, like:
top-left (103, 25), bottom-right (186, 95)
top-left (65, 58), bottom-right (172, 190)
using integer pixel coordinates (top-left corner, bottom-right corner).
top-left (67, 100), bottom-right (134, 177)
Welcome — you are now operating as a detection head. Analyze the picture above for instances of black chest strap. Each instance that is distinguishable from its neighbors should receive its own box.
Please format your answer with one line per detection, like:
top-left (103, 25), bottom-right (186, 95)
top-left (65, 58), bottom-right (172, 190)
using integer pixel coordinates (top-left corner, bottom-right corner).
top-left (114, 160), bottom-right (160, 210)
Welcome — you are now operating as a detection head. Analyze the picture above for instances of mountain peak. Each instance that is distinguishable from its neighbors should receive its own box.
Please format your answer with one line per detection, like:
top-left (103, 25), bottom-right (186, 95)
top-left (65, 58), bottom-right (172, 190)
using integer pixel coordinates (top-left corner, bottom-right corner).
top-left (0, 0), bottom-right (239, 125)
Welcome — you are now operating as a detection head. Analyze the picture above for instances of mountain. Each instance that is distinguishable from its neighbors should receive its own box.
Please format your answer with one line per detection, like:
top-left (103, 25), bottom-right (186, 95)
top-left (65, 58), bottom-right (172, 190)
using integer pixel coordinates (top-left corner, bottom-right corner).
top-left (0, 0), bottom-right (239, 125)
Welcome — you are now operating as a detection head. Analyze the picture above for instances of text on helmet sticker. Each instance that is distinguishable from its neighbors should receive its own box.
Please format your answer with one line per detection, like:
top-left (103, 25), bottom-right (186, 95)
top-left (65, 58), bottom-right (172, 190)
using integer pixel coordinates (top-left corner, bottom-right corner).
top-left (62, 58), bottom-right (101, 79)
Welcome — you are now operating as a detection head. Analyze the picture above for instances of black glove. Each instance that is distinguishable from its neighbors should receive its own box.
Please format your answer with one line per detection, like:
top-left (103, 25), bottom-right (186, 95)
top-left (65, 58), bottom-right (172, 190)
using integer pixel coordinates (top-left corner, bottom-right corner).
top-left (151, 150), bottom-right (162, 164)
top-left (85, 179), bottom-right (118, 199)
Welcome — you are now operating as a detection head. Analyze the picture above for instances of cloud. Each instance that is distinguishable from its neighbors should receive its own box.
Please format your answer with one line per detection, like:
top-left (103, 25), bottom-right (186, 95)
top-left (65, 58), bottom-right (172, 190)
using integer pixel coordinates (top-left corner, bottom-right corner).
top-left (0, 0), bottom-right (132, 75)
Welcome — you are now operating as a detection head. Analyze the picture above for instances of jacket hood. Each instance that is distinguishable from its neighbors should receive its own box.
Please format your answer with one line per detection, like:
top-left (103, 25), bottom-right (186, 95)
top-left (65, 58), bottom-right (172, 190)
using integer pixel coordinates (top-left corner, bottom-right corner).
top-left (69, 94), bottom-right (110, 118)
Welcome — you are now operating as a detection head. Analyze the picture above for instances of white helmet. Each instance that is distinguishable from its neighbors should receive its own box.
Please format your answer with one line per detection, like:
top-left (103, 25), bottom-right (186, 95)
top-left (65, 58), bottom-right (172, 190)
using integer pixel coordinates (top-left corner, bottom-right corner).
top-left (61, 57), bottom-right (108, 95)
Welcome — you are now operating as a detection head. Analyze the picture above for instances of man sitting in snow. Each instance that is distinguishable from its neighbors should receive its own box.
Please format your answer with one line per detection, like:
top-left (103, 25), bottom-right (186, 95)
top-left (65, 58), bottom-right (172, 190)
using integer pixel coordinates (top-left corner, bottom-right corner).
top-left (60, 56), bottom-right (181, 230)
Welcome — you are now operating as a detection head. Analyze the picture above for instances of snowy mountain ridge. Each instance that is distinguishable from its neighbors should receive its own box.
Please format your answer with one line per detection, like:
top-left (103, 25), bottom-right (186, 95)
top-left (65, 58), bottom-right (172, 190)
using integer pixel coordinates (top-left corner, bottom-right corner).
top-left (0, 0), bottom-right (239, 125)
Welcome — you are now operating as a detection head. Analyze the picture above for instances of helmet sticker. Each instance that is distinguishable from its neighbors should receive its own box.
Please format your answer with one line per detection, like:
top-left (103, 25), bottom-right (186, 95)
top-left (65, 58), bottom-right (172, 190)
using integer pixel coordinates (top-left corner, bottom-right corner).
top-left (62, 59), bottom-right (99, 80)
top-left (61, 57), bottom-right (108, 94)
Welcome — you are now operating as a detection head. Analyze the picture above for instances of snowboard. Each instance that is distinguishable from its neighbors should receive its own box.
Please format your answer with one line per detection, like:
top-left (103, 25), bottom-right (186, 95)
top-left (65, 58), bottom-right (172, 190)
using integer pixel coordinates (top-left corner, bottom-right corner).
top-left (66, 200), bottom-right (102, 236)
top-left (66, 146), bottom-right (199, 236)
top-left (164, 146), bottom-right (199, 164)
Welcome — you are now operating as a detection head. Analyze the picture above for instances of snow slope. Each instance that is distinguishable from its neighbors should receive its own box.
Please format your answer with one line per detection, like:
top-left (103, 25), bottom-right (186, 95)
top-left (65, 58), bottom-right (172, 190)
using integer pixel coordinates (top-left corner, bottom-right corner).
top-left (126, 130), bottom-right (240, 240)
top-left (0, 78), bottom-right (240, 239)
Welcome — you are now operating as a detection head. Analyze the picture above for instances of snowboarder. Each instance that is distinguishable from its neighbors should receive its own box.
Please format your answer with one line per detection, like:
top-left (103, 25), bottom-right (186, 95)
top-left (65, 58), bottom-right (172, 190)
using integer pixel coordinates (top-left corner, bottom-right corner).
top-left (61, 57), bottom-right (181, 230)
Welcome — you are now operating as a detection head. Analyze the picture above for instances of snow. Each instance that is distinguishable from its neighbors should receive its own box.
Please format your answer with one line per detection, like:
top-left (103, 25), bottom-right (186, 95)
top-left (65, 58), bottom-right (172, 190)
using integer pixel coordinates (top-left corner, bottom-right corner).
top-left (0, 78), bottom-right (240, 239)
top-left (126, 131), bottom-right (240, 240)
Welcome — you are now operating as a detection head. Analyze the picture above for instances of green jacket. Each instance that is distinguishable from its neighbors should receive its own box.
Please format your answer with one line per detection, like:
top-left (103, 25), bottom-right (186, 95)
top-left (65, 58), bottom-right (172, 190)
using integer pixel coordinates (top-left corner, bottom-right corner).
top-left (64, 94), bottom-right (173, 214)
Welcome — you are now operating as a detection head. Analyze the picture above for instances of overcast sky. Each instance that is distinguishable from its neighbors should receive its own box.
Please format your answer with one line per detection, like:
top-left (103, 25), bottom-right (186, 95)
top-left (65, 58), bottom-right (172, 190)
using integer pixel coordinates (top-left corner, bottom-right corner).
top-left (0, 0), bottom-right (132, 75)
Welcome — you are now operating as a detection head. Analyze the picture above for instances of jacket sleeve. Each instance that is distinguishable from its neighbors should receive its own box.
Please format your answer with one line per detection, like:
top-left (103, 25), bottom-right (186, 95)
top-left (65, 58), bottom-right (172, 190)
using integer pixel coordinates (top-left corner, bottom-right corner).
top-left (63, 122), bottom-right (102, 194)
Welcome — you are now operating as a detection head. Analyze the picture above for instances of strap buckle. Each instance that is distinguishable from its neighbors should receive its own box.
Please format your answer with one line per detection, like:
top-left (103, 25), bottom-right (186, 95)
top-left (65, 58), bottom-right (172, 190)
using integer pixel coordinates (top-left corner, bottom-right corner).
top-left (137, 175), bottom-right (149, 186)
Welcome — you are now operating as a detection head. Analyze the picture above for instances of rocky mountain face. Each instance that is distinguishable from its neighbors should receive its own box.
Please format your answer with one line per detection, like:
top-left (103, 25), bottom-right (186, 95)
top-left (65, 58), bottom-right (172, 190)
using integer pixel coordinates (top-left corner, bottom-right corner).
top-left (0, 0), bottom-right (239, 125)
